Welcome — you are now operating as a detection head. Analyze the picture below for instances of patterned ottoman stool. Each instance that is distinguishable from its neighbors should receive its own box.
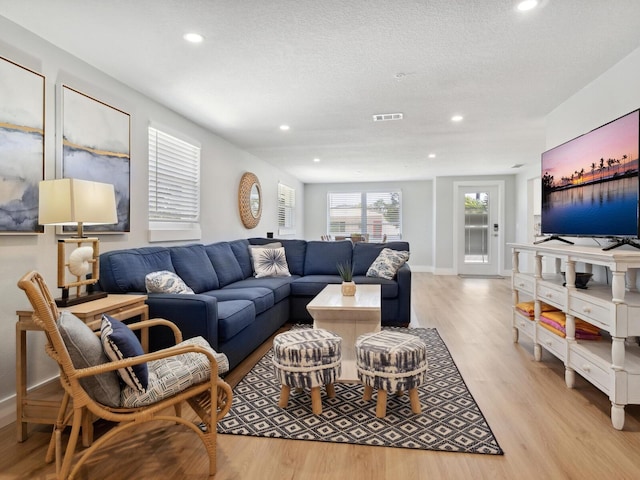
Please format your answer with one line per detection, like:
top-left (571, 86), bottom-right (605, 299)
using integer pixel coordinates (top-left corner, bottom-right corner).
top-left (355, 330), bottom-right (428, 418)
top-left (272, 328), bottom-right (342, 415)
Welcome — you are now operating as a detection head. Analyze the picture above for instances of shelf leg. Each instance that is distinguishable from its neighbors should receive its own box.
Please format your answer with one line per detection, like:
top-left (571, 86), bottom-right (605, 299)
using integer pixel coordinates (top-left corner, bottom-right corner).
top-left (565, 367), bottom-right (575, 388)
top-left (534, 344), bottom-right (542, 361)
top-left (611, 403), bottom-right (625, 430)
top-left (513, 327), bottom-right (519, 343)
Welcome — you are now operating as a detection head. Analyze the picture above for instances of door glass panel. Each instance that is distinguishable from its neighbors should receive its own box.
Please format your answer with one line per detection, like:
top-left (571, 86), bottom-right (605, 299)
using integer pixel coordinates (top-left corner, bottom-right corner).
top-left (464, 192), bottom-right (489, 264)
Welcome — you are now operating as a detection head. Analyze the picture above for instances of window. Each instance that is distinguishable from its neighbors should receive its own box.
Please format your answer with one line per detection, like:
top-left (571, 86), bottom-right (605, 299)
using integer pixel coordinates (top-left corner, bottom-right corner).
top-left (148, 125), bottom-right (201, 242)
top-left (278, 183), bottom-right (296, 235)
top-left (327, 191), bottom-right (402, 241)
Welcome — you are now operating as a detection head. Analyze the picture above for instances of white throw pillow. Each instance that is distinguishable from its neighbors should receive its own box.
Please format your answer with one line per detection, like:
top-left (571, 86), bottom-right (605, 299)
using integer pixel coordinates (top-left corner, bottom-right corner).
top-left (366, 248), bottom-right (410, 280)
top-left (251, 246), bottom-right (291, 278)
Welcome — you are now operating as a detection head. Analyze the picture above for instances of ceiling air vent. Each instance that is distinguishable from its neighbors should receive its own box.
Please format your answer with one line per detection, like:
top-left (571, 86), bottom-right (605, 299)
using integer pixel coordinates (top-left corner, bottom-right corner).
top-left (373, 113), bottom-right (403, 122)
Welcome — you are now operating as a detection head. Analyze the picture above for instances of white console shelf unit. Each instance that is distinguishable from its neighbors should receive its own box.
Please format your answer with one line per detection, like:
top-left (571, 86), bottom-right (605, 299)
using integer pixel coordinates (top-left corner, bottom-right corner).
top-left (509, 242), bottom-right (640, 430)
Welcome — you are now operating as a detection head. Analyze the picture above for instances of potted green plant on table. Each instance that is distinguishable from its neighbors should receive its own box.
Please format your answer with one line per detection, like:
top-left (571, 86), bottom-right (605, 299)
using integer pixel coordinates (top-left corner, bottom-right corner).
top-left (337, 260), bottom-right (356, 296)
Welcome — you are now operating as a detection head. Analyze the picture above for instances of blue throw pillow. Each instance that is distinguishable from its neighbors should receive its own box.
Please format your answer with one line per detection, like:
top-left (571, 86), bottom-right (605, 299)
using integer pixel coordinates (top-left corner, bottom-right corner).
top-left (100, 314), bottom-right (148, 392)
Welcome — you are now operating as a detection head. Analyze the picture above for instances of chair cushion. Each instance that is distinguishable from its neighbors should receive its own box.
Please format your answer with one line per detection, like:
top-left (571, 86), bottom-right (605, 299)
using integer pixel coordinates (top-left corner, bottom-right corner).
top-left (366, 248), bottom-right (410, 280)
top-left (145, 270), bottom-right (194, 294)
top-left (57, 311), bottom-right (121, 407)
top-left (121, 336), bottom-right (228, 408)
top-left (101, 314), bottom-right (148, 392)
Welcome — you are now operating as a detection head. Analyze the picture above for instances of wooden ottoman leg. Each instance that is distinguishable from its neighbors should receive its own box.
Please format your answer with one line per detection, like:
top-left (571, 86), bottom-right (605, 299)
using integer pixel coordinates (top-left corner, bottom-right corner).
top-left (278, 385), bottom-right (291, 408)
top-left (311, 386), bottom-right (323, 415)
top-left (395, 389), bottom-right (404, 397)
top-left (363, 384), bottom-right (373, 401)
top-left (409, 388), bottom-right (421, 414)
top-left (376, 389), bottom-right (388, 418)
top-left (325, 383), bottom-right (336, 398)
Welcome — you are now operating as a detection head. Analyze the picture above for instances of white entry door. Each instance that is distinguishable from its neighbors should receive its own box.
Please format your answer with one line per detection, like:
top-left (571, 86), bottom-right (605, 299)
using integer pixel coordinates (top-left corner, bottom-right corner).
top-left (455, 183), bottom-right (503, 276)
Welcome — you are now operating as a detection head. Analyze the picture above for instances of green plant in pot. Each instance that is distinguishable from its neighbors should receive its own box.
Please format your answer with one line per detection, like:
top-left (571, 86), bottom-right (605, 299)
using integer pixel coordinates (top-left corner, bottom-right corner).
top-left (337, 261), bottom-right (356, 296)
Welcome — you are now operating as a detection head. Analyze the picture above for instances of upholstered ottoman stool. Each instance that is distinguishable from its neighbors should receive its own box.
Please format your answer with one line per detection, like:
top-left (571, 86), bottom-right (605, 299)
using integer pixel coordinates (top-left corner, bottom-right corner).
top-left (272, 329), bottom-right (342, 415)
top-left (355, 330), bottom-right (428, 418)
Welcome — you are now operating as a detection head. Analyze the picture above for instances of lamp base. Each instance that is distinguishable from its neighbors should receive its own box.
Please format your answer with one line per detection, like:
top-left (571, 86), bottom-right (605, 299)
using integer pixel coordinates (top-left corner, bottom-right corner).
top-left (55, 290), bottom-right (108, 308)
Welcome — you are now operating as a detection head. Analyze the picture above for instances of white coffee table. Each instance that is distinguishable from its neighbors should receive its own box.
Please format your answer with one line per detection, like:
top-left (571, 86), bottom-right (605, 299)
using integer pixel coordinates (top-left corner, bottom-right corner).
top-left (306, 284), bottom-right (381, 383)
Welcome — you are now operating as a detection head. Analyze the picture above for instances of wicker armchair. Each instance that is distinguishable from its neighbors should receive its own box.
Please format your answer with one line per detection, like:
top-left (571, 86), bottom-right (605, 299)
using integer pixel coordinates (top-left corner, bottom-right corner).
top-left (17, 271), bottom-right (232, 479)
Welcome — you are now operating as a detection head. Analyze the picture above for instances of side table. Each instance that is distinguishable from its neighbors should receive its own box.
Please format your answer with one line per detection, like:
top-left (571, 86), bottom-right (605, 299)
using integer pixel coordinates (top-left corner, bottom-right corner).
top-left (16, 294), bottom-right (148, 444)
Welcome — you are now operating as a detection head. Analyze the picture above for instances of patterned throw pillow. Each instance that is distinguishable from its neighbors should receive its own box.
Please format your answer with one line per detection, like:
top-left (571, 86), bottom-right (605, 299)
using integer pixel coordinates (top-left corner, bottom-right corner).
top-left (101, 314), bottom-right (148, 392)
top-left (251, 246), bottom-right (291, 278)
top-left (145, 270), bottom-right (194, 294)
top-left (120, 336), bottom-right (230, 408)
top-left (366, 248), bottom-right (410, 280)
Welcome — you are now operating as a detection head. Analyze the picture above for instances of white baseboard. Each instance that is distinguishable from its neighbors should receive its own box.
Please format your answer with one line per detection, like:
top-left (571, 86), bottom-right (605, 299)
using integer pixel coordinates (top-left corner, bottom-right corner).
top-left (407, 265), bottom-right (432, 273)
top-left (0, 396), bottom-right (15, 430)
top-left (433, 268), bottom-right (456, 275)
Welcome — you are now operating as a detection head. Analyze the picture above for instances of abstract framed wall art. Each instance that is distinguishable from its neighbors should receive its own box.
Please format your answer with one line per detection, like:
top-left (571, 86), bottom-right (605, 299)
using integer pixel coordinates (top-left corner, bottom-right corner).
top-left (59, 85), bottom-right (130, 233)
top-left (0, 56), bottom-right (45, 234)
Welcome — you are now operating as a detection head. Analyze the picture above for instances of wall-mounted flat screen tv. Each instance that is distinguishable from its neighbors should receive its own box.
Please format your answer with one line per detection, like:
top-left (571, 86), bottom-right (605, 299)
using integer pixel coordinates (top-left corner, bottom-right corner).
top-left (540, 109), bottom-right (640, 244)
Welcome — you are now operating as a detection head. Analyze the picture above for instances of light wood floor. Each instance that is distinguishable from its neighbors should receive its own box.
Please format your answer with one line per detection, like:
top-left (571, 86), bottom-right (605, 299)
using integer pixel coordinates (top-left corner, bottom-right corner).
top-left (3, 273), bottom-right (640, 479)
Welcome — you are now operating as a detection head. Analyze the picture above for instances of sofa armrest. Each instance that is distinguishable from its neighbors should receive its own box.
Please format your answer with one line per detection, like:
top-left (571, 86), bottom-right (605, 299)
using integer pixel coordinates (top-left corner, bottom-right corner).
top-left (145, 293), bottom-right (220, 350)
top-left (396, 263), bottom-right (412, 325)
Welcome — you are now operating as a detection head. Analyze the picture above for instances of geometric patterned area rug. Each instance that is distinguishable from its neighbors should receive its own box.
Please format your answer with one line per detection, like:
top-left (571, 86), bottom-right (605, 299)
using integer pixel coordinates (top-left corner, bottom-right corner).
top-left (217, 327), bottom-right (503, 455)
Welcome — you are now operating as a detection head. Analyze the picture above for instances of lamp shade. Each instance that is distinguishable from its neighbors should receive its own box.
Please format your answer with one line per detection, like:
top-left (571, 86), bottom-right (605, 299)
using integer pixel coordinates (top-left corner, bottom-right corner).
top-left (39, 178), bottom-right (118, 226)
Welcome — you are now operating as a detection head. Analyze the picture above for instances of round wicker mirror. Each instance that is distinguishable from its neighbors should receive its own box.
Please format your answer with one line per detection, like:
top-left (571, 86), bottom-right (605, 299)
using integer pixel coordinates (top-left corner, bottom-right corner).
top-left (239, 172), bottom-right (262, 228)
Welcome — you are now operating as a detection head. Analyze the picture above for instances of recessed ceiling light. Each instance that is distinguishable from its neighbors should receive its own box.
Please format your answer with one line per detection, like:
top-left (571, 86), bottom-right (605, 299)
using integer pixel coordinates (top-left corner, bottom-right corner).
top-left (428, 153), bottom-right (436, 159)
top-left (183, 32), bottom-right (204, 43)
top-left (451, 115), bottom-right (464, 122)
top-left (279, 125), bottom-right (290, 131)
top-left (517, 0), bottom-right (538, 11)
top-left (313, 158), bottom-right (320, 163)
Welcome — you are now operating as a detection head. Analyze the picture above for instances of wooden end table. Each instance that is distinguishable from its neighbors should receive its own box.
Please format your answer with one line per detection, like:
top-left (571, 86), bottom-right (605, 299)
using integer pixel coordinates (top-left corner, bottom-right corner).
top-left (16, 294), bottom-right (148, 444)
top-left (306, 284), bottom-right (381, 383)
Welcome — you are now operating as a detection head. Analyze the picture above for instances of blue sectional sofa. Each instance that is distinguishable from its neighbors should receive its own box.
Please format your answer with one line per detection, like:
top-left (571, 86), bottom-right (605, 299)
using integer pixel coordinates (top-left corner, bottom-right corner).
top-left (97, 238), bottom-right (411, 370)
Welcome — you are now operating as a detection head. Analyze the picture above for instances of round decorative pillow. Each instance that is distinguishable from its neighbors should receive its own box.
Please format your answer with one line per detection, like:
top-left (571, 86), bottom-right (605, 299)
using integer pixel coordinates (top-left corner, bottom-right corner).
top-left (68, 246), bottom-right (94, 277)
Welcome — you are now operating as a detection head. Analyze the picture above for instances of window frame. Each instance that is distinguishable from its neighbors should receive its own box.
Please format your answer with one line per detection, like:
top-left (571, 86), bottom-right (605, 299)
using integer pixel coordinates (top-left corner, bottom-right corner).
top-left (278, 182), bottom-right (296, 236)
top-left (148, 123), bottom-right (202, 242)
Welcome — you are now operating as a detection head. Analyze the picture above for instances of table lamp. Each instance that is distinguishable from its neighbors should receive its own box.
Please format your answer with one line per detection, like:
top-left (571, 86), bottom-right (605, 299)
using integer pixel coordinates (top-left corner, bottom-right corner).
top-left (39, 178), bottom-right (118, 307)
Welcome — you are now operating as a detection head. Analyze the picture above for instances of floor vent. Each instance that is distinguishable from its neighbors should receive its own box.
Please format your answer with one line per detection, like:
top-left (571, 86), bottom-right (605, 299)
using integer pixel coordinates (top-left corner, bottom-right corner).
top-left (373, 113), bottom-right (403, 122)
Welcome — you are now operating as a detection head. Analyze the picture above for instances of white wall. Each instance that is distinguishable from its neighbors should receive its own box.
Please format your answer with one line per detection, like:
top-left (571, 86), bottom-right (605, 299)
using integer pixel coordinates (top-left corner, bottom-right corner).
top-left (513, 45), bottom-right (640, 273)
top-left (304, 181), bottom-right (433, 270)
top-left (0, 17), bottom-right (304, 427)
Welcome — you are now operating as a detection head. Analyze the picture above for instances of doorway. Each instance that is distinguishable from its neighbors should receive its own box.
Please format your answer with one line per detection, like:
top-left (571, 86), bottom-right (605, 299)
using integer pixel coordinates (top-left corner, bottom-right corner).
top-left (454, 182), bottom-right (504, 276)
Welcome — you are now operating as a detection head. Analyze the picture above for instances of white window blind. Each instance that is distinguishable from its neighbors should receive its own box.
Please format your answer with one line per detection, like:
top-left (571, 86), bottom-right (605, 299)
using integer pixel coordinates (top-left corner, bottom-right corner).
top-left (278, 183), bottom-right (296, 235)
top-left (149, 127), bottom-right (200, 221)
top-left (327, 191), bottom-right (401, 241)
top-left (148, 126), bottom-right (201, 241)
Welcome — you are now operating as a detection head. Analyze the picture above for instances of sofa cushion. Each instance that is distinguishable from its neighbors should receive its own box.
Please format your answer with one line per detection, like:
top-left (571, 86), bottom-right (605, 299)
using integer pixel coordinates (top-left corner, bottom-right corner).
top-left (249, 238), bottom-right (307, 276)
top-left (145, 270), bottom-right (194, 294)
top-left (303, 240), bottom-right (353, 275)
top-left (57, 311), bottom-right (121, 407)
top-left (170, 244), bottom-right (220, 293)
top-left (204, 242), bottom-right (244, 287)
top-left (216, 300), bottom-right (256, 342)
top-left (352, 241), bottom-right (410, 276)
top-left (99, 247), bottom-right (174, 293)
top-left (352, 275), bottom-right (399, 298)
top-left (224, 276), bottom-right (294, 304)
top-left (229, 239), bottom-right (253, 279)
top-left (290, 275), bottom-right (341, 296)
top-left (203, 287), bottom-right (274, 315)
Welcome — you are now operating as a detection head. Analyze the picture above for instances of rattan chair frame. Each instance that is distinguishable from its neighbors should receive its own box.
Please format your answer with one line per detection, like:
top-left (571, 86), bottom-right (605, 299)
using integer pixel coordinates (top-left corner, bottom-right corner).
top-left (17, 271), bottom-right (232, 479)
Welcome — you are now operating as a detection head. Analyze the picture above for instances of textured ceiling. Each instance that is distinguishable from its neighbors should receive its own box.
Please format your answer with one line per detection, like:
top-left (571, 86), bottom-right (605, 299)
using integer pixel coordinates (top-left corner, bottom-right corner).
top-left (2, 0), bottom-right (640, 183)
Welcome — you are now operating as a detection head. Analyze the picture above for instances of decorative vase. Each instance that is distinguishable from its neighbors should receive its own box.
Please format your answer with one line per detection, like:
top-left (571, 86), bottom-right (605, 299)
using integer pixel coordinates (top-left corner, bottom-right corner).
top-left (341, 281), bottom-right (356, 296)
